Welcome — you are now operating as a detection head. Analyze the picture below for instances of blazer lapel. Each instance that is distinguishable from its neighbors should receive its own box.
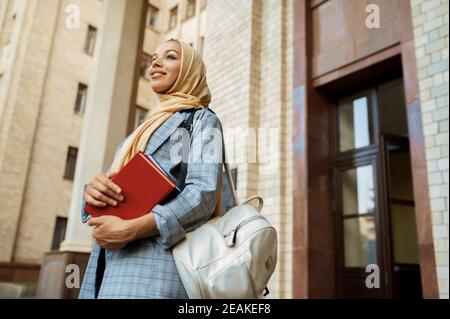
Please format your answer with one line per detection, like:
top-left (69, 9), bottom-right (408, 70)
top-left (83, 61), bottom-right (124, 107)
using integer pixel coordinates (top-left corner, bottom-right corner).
top-left (145, 111), bottom-right (186, 155)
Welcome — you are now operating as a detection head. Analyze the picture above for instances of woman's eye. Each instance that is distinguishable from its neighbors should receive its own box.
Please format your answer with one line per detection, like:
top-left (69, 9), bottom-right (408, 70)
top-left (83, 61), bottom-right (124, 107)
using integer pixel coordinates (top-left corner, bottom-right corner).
top-left (167, 55), bottom-right (176, 60)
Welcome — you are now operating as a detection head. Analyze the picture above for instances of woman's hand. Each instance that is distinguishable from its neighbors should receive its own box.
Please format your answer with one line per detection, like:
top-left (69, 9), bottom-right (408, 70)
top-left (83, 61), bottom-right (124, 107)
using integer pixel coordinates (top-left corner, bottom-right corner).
top-left (87, 215), bottom-right (136, 250)
top-left (87, 213), bottom-right (159, 250)
top-left (85, 171), bottom-right (124, 207)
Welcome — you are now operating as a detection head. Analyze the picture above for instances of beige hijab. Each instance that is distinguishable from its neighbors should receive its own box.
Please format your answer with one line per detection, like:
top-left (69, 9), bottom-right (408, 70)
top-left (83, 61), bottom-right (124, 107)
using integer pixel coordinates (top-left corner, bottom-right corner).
top-left (109, 38), bottom-right (222, 218)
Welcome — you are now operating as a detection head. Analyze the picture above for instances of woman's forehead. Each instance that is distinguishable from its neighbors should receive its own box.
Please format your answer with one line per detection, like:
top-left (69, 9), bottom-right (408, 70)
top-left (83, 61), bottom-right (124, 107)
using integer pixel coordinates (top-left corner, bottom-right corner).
top-left (154, 41), bottom-right (181, 55)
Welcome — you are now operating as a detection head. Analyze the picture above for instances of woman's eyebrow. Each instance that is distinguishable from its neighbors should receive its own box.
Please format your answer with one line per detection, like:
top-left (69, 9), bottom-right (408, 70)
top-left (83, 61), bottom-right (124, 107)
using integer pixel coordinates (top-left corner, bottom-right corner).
top-left (151, 49), bottom-right (179, 58)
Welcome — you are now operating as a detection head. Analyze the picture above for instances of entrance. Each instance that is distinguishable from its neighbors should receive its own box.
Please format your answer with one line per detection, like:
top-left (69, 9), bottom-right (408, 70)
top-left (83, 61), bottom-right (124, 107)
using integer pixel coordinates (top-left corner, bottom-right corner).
top-left (333, 78), bottom-right (423, 298)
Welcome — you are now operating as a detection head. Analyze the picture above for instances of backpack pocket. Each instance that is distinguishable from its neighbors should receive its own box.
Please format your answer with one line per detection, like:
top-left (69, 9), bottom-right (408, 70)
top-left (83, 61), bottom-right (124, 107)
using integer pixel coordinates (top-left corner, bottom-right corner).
top-left (203, 250), bottom-right (257, 299)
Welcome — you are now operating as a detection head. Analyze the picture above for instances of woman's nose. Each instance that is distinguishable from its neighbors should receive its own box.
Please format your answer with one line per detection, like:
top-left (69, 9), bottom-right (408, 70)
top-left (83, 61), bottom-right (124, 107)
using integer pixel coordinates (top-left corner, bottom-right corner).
top-left (152, 58), bottom-right (163, 68)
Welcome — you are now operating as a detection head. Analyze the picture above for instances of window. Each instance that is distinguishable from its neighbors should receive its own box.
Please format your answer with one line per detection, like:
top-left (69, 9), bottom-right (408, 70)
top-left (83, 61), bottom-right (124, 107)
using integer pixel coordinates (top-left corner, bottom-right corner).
top-left (337, 92), bottom-right (373, 152)
top-left (341, 164), bottom-right (377, 267)
top-left (221, 167), bottom-right (237, 213)
top-left (135, 106), bottom-right (148, 128)
top-left (140, 52), bottom-right (152, 78)
top-left (74, 83), bottom-right (88, 113)
top-left (51, 217), bottom-right (67, 250)
top-left (169, 5), bottom-right (178, 30)
top-left (146, 4), bottom-right (159, 29)
top-left (64, 146), bottom-right (78, 180)
top-left (185, 0), bottom-right (196, 20)
top-left (84, 25), bottom-right (97, 55)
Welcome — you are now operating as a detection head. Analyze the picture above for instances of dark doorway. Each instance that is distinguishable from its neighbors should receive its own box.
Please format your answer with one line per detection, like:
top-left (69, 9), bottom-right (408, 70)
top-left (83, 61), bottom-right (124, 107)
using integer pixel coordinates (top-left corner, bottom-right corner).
top-left (333, 78), bottom-right (423, 299)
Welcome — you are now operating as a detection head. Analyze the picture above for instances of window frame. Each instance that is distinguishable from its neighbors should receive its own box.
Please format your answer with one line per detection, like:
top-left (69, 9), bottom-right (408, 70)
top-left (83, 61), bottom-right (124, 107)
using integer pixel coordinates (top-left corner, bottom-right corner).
top-left (140, 52), bottom-right (152, 79)
top-left (168, 5), bottom-right (178, 31)
top-left (84, 25), bottom-right (97, 56)
top-left (51, 216), bottom-right (68, 251)
top-left (184, 0), bottom-right (196, 21)
top-left (146, 4), bottom-right (159, 30)
top-left (335, 89), bottom-right (378, 157)
top-left (63, 146), bottom-right (79, 180)
top-left (74, 83), bottom-right (88, 114)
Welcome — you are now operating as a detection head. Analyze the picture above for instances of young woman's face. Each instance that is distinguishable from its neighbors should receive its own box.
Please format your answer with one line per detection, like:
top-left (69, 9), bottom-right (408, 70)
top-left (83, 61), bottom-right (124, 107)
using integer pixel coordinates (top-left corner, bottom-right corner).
top-left (149, 41), bottom-right (181, 93)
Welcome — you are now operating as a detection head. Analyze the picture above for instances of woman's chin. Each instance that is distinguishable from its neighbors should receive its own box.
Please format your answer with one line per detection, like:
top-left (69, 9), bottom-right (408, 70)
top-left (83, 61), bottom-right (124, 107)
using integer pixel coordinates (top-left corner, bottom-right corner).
top-left (150, 84), bottom-right (168, 94)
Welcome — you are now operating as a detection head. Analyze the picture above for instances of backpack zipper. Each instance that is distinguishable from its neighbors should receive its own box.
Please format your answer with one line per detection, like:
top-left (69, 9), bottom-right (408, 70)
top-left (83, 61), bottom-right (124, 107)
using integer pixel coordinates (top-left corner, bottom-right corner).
top-left (223, 215), bottom-right (268, 247)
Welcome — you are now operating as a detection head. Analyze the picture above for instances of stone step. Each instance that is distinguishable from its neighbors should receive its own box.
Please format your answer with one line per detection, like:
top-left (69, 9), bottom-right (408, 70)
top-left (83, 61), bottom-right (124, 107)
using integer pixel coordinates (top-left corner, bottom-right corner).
top-left (0, 282), bottom-right (38, 299)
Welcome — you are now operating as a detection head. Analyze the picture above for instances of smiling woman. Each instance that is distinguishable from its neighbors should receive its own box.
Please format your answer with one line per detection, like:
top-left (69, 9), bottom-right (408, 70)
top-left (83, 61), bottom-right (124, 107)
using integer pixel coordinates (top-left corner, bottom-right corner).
top-left (148, 41), bottom-right (181, 93)
top-left (78, 38), bottom-right (224, 299)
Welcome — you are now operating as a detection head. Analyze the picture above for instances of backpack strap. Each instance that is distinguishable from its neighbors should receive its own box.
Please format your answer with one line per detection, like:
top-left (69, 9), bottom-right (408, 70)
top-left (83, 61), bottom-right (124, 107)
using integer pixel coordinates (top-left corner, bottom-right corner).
top-left (184, 108), bottom-right (197, 134)
top-left (178, 108), bottom-right (239, 207)
top-left (175, 109), bottom-right (199, 192)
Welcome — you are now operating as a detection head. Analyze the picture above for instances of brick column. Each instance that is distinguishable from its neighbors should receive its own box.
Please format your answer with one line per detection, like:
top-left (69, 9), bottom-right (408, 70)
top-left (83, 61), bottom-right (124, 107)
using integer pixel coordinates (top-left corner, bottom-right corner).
top-left (409, 0), bottom-right (449, 299)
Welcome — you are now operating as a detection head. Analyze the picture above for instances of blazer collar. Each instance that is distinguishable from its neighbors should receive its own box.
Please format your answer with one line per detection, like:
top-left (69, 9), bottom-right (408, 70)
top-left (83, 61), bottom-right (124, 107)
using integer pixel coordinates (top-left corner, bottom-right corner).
top-left (144, 111), bottom-right (186, 155)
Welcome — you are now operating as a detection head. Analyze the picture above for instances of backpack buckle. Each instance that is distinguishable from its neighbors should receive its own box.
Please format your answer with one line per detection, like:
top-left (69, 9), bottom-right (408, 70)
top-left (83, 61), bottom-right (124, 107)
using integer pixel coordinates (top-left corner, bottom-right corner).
top-left (183, 123), bottom-right (193, 132)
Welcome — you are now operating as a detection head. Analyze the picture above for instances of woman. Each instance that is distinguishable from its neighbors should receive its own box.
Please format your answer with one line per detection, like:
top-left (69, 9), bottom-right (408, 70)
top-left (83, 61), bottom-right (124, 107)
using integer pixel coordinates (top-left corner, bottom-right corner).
top-left (78, 39), bottom-right (224, 299)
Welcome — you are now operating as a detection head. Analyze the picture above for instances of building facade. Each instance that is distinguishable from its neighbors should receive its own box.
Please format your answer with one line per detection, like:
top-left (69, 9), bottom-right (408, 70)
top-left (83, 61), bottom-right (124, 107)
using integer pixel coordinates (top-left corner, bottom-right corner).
top-left (0, 0), bottom-right (448, 299)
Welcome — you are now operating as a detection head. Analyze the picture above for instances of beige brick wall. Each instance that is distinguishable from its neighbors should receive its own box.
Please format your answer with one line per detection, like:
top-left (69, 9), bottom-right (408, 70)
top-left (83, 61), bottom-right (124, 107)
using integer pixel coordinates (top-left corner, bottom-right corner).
top-left (0, 0), bottom-right (62, 263)
top-left (203, 0), bottom-right (293, 299)
top-left (257, 0), bottom-right (293, 299)
top-left (410, 0), bottom-right (449, 299)
top-left (13, 0), bottom-right (102, 263)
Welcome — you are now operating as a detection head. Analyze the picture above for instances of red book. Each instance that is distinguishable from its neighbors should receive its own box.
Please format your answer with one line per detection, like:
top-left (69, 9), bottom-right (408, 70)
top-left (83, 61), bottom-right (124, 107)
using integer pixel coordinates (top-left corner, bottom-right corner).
top-left (85, 151), bottom-right (177, 220)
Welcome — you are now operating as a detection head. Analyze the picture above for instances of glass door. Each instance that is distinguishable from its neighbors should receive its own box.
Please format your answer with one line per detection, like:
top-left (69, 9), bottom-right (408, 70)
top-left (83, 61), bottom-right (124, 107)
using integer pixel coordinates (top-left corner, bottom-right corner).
top-left (335, 156), bottom-right (385, 298)
top-left (380, 135), bottom-right (422, 298)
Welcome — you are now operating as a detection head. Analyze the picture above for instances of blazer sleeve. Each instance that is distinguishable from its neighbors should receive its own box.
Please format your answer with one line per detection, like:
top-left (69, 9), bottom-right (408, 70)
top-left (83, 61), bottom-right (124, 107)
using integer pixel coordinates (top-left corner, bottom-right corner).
top-left (152, 110), bottom-right (223, 250)
top-left (81, 140), bottom-right (125, 224)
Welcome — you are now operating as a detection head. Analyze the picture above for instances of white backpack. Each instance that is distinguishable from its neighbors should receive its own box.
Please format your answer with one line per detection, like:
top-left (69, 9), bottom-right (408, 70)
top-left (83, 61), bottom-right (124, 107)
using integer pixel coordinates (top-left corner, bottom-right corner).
top-left (172, 142), bottom-right (278, 299)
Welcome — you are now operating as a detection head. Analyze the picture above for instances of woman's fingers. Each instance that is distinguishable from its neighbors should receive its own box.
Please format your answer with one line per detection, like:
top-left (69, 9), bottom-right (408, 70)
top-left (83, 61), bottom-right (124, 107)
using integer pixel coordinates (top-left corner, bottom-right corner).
top-left (99, 173), bottom-right (121, 194)
top-left (89, 186), bottom-right (118, 206)
top-left (91, 178), bottom-right (123, 202)
top-left (85, 172), bottom-right (124, 207)
top-left (85, 193), bottom-right (107, 207)
top-left (106, 170), bottom-right (119, 180)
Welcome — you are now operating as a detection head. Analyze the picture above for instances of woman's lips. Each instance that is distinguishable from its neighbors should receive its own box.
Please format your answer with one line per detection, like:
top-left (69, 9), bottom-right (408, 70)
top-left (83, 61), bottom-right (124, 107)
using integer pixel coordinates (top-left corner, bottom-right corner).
top-left (151, 72), bottom-right (166, 79)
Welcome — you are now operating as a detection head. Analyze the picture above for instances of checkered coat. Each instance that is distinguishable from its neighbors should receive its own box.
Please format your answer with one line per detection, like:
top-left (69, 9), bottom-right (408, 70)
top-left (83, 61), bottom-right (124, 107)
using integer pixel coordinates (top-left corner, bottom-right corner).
top-left (78, 109), bottom-right (223, 299)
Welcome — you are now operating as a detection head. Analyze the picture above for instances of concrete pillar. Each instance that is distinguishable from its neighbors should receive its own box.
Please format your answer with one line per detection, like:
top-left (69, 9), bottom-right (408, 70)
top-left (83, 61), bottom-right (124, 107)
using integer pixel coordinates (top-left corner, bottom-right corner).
top-left (59, 0), bottom-right (146, 253)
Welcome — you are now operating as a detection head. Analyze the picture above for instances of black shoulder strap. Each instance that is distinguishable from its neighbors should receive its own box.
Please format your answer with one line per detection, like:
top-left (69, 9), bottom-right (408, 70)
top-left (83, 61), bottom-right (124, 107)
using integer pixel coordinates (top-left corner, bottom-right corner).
top-left (180, 107), bottom-right (215, 136)
top-left (175, 108), bottom-right (199, 192)
top-left (184, 108), bottom-right (197, 135)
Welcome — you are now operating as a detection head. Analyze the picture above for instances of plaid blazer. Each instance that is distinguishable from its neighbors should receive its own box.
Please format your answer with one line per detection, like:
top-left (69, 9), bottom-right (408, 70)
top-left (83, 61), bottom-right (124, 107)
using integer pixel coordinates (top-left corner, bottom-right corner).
top-left (78, 108), bottom-right (223, 299)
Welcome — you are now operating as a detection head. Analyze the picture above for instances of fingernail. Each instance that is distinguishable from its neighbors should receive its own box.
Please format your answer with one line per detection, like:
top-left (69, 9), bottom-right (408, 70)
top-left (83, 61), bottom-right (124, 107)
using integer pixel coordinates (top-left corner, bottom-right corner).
top-left (112, 201), bottom-right (117, 206)
top-left (119, 195), bottom-right (124, 201)
top-left (116, 188), bottom-right (121, 193)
